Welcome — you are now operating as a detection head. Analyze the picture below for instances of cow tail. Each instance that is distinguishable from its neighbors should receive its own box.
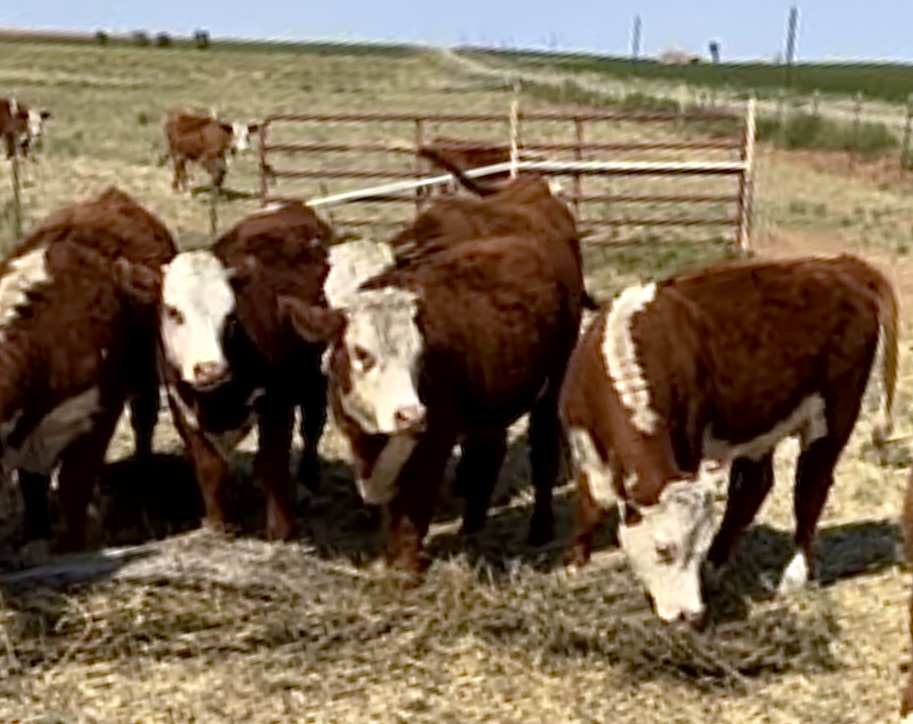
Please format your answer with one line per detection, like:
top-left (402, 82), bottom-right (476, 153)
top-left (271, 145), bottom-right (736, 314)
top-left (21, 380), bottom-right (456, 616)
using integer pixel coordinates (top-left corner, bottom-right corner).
top-left (417, 146), bottom-right (496, 197)
top-left (871, 274), bottom-right (899, 448)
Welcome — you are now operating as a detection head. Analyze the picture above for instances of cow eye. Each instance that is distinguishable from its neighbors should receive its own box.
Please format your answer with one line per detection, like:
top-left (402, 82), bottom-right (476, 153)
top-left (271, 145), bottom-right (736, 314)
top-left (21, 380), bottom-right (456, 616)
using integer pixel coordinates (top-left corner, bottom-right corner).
top-left (655, 541), bottom-right (677, 564)
top-left (353, 345), bottom-right (376, 371)
top-left (164, 305), bottom-right (184, 324)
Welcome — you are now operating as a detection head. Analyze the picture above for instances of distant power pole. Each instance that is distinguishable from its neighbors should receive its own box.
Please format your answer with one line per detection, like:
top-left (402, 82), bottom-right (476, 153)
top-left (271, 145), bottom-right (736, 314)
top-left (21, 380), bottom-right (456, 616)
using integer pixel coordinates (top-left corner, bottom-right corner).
top-left (631, 15), bottom-right (643, 65)
top-left (783, 6), bottom-right (800, 86)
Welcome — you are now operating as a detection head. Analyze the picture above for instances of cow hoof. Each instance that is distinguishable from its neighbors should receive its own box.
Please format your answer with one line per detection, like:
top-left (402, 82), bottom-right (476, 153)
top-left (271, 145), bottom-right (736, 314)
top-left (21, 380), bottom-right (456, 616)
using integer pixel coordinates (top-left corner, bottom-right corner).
top-left (527, 521), bottom-right (554, 548)
top-left (564, 544), bottom-right (591, 569)
top-left (776, 551), bottom-right (810, 596)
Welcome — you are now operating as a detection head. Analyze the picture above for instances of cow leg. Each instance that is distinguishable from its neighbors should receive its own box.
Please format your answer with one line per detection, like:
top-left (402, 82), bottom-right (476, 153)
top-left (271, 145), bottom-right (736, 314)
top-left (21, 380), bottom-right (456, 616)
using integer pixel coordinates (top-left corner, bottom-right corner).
top-left (704, 454), bottom-right (775, 576)
top-left (55, 410), bottom-right (122, 552)
top-left (295, 365), bottom-right (328, 493)
top-left (129, 390), bottom-right (159, 462)
top-left (527, 396), bottom-right (562, 546)
top-left (781, 373), bottom-right (869, 596)
top-left (255, 396), bottom-right (297, 541)
top-left (18, 471), bottom-right (53, 541)
top-left (566, 470), bottom-right (611, 567)
top-left (458, 428), bottom-right (508, 536)
top-left (384, 429), bottom-right (456, 574)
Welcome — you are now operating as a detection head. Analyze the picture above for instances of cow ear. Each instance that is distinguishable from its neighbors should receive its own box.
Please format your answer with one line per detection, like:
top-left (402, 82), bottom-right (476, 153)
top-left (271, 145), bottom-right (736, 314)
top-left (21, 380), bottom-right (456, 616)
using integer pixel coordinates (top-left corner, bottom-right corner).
top-left (227, 254), bottom-right (260, 291)
top-left (113, 256), bottom-right (161, 307)
top-left (280, 295), bottom-right (346, 344)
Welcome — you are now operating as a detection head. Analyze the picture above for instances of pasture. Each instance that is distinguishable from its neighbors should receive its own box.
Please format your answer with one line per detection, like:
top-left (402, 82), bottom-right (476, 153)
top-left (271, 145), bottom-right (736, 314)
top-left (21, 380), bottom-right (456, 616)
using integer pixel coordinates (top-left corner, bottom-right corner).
top-left (0, 37), bottom-right (912, 723)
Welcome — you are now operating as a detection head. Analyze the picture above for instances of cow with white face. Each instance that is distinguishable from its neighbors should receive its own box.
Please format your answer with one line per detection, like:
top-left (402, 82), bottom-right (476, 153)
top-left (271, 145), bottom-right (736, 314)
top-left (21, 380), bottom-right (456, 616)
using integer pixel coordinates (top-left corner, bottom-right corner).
top-left (282, 230), bottom-right (587, 574)
top-left (158, 201), bottom-right (335, 541)
top-left (1, 98), bottom-right (52, 160)
top-left (560, 254), bottom-right (899, 627)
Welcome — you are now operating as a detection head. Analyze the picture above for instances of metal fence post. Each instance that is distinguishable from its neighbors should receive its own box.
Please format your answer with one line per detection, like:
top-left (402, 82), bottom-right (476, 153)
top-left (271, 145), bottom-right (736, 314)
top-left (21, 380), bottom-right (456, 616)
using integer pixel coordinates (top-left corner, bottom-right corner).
top-left (258, 119), bottom-right (270, 205)
top-left (901, 94), bottom-right (913, 171)
top-left (573, 116), bottom-right (586, 220)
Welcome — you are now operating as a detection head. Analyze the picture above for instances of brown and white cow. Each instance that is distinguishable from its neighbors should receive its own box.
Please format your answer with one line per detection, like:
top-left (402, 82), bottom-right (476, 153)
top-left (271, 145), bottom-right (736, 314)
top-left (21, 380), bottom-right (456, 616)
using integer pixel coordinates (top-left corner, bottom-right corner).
top-left (392, 144), bottom-right (598, 311)
top-left (160, 109), bottom-right (260, 193)
top-left (0, 97), bottom-right (51, 159)
top-left (280, 230), bottom-right (587, 573)
top-left (559, 253), bottom-right (898, 625)
top-left (0, 189), bottom-right (172, 553)
top-left (157, 201), bottom-right (335, 541)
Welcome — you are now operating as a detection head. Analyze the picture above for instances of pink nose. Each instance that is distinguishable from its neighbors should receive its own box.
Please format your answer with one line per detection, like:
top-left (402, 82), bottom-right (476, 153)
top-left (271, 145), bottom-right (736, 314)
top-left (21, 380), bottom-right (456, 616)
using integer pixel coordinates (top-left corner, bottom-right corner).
top-left (193, 361), bottom-right (228, 387)
top-left (394, 404), bottom-right (425, 432)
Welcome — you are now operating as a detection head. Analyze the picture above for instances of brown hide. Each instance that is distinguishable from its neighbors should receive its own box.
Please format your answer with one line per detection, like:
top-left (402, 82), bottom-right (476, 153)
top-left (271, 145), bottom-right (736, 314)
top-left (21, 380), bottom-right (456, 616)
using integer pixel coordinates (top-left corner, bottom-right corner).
top-left (560, 253), bottom-right (898, 575)
top-left (162, 110), bottom-right (247, 191)
top-left (332, 232), bottom-right (584, 571)
top-left (397, 144), bottom-right (597, 310)
top-left (164, 201), bottom-right (334, 541)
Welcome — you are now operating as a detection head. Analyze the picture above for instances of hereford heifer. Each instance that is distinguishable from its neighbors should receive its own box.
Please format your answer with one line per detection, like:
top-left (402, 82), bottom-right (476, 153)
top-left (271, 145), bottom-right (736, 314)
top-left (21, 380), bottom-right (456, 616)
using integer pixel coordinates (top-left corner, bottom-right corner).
top-left (0, 97), bottom-right (51, 159)
top-left (559, 254), bottom-right (898, 624)
top-left (392, 145), bottom-right (598, 311)
top-left (161, 109), bottom-right (260, 193)
top-left (4, 187), bottom-right (177, 552)
top-left (280, 231), bottom-right (587, 572)
top-left (0, 237), bottom-right (165, 554)
top-left (157, 201), bottom-right (335, 540)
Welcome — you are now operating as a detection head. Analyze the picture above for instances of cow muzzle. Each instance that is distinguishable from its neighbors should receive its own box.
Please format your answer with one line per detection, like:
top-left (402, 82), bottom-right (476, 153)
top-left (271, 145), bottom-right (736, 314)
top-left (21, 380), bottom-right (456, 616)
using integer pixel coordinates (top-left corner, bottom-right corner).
top-left (191, 361), bottom-right (231, 390)
top-left (393, 404), bottom-right (426, 434)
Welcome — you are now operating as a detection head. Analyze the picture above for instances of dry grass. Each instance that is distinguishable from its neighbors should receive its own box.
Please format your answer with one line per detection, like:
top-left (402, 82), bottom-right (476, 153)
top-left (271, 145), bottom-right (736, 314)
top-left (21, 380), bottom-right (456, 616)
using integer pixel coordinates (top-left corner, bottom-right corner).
top-left (0, 38), bottom-right (911, 724)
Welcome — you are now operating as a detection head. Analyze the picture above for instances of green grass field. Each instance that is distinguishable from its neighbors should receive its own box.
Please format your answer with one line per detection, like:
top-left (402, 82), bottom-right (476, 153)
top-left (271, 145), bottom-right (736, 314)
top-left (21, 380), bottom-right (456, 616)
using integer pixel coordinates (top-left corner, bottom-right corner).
top-left (0, 33), bottom-right (912, 724)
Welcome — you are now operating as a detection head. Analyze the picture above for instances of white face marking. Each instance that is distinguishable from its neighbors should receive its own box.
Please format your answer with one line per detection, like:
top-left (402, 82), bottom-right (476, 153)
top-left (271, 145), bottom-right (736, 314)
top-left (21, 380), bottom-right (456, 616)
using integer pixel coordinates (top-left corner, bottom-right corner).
top-left (324, 238), bottom-right (396, 309)
top-left (702, 393), bottom-right (828, 463)
top-left (356, 433), bottom-right (418, 505)
top-left (619, 478), bottom-right (718, 623)
top-left (600, 283), bottom-right (659, 436)
top-left (230, 122), bottom-right (252, 153)
top-left (1, 387), bottom-right (101, 476)
top-left (160, 250), bottom-right (235, 389)
top-left (567, 427), bottom-right (617, 508)
top-left (337, 287), bottom-right (425, 436)
top-left (547, 178), bottom-right (564, 196)
top-left (777, 550), bottom-right (810, 595)
top-left (0, 249), bottom-right (49, 340)
top-left (26, 108), bottom-right (44, 140)
top-left (9, 98), bottom-right (17, 116)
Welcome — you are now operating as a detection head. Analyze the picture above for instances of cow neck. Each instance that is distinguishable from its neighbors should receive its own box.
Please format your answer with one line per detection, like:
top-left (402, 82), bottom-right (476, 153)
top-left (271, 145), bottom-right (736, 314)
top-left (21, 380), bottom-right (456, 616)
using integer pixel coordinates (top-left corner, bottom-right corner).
top-left (0, 337), bottom-right (37, 431)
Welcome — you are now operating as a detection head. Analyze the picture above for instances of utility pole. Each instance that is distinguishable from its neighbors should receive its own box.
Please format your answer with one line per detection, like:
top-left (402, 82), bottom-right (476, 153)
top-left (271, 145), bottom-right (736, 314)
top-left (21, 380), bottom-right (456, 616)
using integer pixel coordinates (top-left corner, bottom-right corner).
top-left (631, 14), bottom-right (642, 68)
top-left (783, 6), bottom-right (800, 87)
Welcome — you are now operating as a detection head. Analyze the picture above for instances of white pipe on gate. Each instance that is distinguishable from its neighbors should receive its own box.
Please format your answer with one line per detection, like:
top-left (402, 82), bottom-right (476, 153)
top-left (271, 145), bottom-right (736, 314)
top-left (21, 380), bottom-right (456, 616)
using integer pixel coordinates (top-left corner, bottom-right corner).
top-left (303, 158), bottom-right (749, 208)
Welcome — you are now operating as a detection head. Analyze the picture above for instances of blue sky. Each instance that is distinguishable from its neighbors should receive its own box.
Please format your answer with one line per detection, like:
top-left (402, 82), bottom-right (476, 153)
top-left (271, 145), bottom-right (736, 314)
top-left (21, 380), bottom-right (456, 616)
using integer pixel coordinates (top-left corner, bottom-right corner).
top-left (3, 1), bottom-right (912, 63)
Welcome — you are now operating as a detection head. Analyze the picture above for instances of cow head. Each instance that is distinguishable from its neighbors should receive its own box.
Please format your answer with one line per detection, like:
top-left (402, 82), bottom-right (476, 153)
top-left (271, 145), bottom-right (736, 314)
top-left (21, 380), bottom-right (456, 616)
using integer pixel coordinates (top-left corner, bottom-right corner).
top-left (159, 249), bottom-right (243, 390)
top-left (229, 122), bottom-right (260, 154)
top-left (617, 478), bottom-right (717, 625)
top-left (24, 108), bottom-right (51, 152)
top-left (281, 283), bottom-right (426, 437)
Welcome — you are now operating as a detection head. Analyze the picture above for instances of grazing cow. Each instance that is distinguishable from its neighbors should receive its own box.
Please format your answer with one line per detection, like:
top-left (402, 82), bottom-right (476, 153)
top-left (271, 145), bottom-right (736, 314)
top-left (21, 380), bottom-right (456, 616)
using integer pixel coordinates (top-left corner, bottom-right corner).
top-left (559, 254), bottom-right (898, 625)
top-left (280, 230), bottom-right (587, 573)
top-left (0, 188), bottom-right (174, 553)
top-left (157, 200), bottom-right (335, 541)
top-left (160, 109), bottom-right (260, 193)
top-left (0, 97), bottom-right (51, 159)
top-left (392, 145), bottom-right (598, 311)
top-left (901, 469), bottom-right (913, 720)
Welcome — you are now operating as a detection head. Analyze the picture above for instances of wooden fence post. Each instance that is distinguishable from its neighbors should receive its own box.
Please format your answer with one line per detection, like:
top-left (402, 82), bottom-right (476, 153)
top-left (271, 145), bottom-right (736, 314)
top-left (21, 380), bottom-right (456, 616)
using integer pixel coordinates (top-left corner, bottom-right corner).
top-left (851, 91), bottom-right (863, 168)
top-left (258, 120), bottom-right (270, 205)
top-left (901, 94), bottom-right (913, 172)
top-left (10, 152), bottom-right (22, 241)
top-left (508, 85), bottom-right (520, 179)
top-left (573, 116), bottom-right (586, 220)
top-left (736, 97), bottom-right (757, 254)
top-left (414, 117), bottom-right (426, 211)
top-left (208, 184), bottom-right (219, 239)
